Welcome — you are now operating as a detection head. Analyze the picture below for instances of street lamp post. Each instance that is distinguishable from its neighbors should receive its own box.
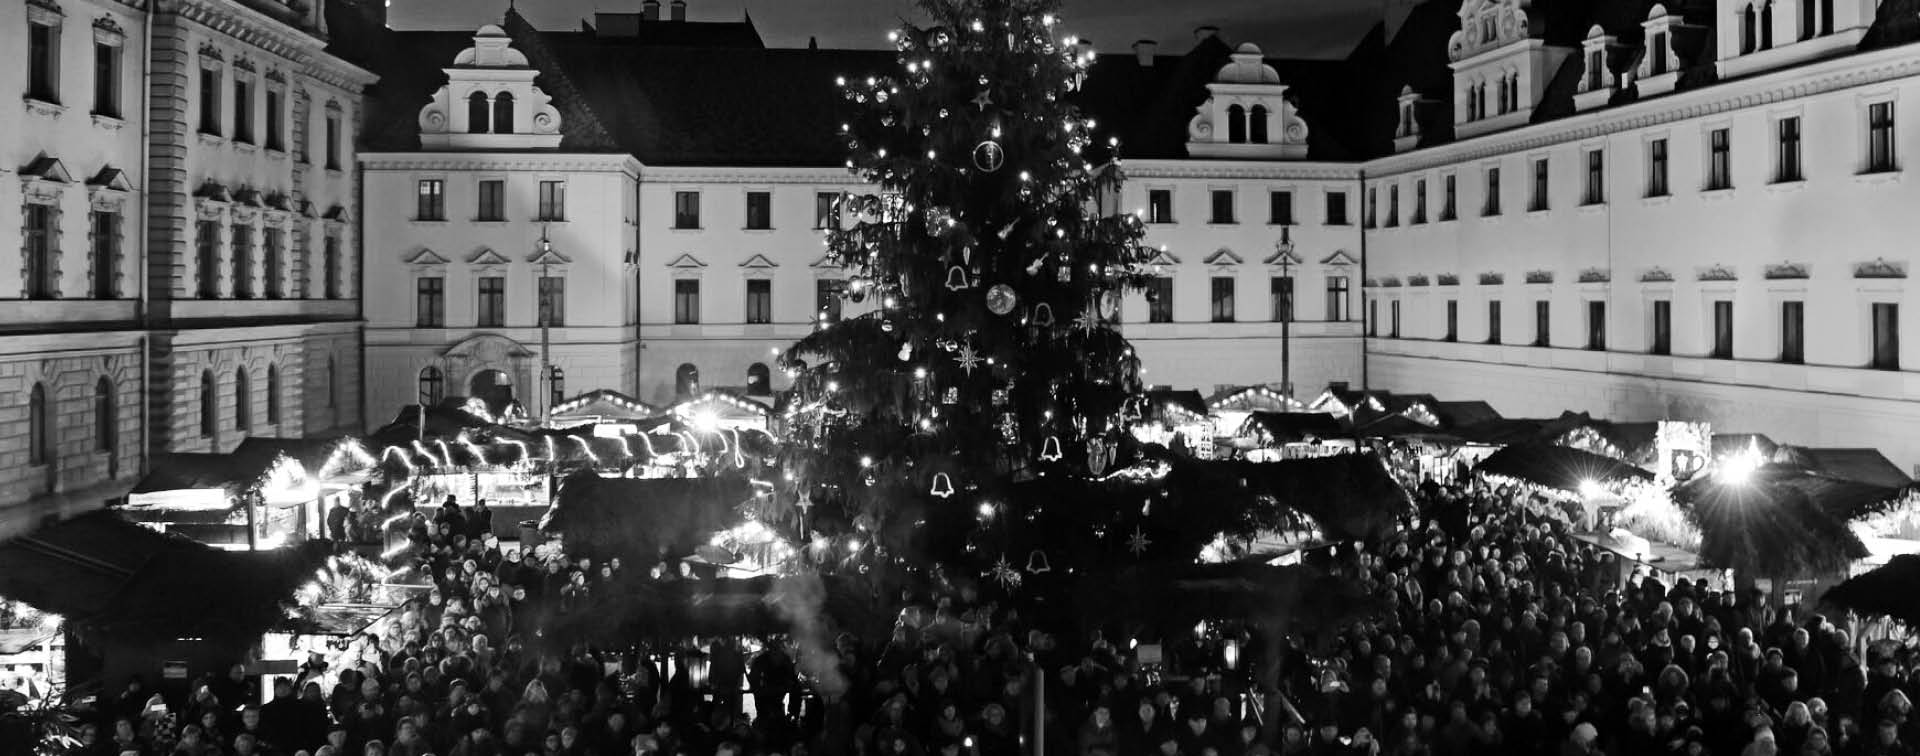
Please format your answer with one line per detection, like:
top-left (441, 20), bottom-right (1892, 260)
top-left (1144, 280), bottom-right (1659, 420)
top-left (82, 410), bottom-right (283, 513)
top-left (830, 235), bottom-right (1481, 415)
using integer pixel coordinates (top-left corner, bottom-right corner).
top-left (1274, 226), bottom-right (1295, 401)
top-left (538, 225), bottom-right (555, 424)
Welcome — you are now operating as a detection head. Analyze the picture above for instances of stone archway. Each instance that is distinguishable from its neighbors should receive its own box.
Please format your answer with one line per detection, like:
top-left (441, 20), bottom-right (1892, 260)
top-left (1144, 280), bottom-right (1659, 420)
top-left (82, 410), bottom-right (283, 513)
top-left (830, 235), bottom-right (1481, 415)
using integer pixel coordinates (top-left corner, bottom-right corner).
top-left (442, 334), bottom-right (534, 415)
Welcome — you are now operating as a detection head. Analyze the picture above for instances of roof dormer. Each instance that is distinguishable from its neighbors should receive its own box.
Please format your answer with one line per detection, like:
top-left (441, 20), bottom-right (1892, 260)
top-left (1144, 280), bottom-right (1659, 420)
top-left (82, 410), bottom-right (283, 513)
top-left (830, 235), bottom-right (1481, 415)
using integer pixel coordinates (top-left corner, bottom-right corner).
top-left (1186, 43), bottom-right (1309, 160)
top-left (418, 24), bottom-right (564, 150)
top-left (1448, 0), bottom-right (1573, 140)
top-left (1716, 0), bottom-right (1876, 80)
top-left (1638, 5), bottom-right (1691, 97)
top-left (1393, 85), bottom-right (1435, 153)
top-left (1573, 25), bottom-right (1621, 112)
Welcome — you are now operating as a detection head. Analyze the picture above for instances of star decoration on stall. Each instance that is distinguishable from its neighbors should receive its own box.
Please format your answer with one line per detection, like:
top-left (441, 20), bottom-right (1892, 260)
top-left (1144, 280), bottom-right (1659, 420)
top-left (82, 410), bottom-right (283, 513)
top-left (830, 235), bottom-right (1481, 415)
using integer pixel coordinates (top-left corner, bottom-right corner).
top-left (1073, 302), bottom-right (1101, 336)
top-left (990, 557), bottom-right (1023, 588)
top-left (1127, 527), bottom-right (1152, 556)
top-left (972, 90), bottom-right (994, 111)
top-left (955, 343), bottom-right (984, 375)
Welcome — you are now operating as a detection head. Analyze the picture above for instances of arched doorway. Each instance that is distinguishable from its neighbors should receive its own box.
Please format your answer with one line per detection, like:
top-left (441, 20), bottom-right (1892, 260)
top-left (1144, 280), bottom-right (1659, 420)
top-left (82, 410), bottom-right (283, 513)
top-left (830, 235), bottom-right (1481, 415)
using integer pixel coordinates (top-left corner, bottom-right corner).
top-left (470, 369), bottom-right (514, 415)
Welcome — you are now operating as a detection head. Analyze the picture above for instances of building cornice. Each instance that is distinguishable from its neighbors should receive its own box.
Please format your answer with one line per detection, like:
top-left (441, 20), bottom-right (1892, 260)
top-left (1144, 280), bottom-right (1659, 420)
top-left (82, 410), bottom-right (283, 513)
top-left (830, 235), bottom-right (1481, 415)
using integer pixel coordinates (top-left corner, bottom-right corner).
top-left (360, 152), bottom-right (643, 175)
top-left (1124, 159), bottom-right (1360, 181)
top-left (637, 165), bottom-right (866, 185)
top-left (163, 0), bottom-right (378, 91)
top-left (1367, 42), bottom-right (1920, 176)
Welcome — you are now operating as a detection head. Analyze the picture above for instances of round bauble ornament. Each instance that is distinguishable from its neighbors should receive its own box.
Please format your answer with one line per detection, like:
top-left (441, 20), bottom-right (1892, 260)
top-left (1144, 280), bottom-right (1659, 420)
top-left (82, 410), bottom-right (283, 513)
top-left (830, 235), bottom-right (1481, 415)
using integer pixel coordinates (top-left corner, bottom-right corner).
top-left (973, 141), bottom-right (1005, 173)
top-left (986, 284), bottom-right (1019, 315)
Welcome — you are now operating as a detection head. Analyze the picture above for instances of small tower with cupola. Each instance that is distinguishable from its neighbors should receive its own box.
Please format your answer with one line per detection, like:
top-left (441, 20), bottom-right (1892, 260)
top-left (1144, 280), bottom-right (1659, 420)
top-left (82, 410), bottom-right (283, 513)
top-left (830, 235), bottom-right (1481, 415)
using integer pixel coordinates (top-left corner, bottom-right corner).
top-left (416, 25), bottom-right (563, 150)
top-left (1186, 43), bottom-right (1311, 159)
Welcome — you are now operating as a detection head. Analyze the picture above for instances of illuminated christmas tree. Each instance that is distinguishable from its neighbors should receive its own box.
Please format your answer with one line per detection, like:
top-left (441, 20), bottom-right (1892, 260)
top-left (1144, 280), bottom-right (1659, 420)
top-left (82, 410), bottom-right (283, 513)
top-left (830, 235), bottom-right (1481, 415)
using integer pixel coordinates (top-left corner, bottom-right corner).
top-left (776, 0), bottom-right (1156, 584)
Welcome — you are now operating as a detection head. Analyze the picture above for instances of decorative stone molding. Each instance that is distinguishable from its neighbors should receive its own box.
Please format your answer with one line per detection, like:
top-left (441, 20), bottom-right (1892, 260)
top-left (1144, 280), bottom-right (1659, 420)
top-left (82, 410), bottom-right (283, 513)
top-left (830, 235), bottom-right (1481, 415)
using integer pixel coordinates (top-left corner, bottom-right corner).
top-left (265, 68), bottom-right (286, 84)
top-left (91, 114), bottom-right (124, 130)
top-left (1856, 258), bottom-right (1907, 279)
top-left (199, 43), bottom-right (225, 68)
top-left (1437, 273), bottom-right (1460, 286)
top-left (92, 15), bottom-right (125, 46)
top-left (1449, 0), bottom-right (1532, 63)
top-left (87, 166), bottom-right (132, 212)
top-left (25, 0), bottom-right (63, 26)
top-left (20, 193), bottom-right (63, 299)
top-left (1524, 270), bottom-right (1554, 284)
top-left (1640, 267), bottom-right (1674, 283)
top-left (1408, 274), bottom-right (1431, 287)
top-left (1577, 268), bottom-right (1611, 283)
top-left (233, 57), bottom-right (256, 74)
top-left (1479, 272), bottom-right (1505, 285)
top-left (1380, 276), bottom-right (1403, 288)
top-left (24, 98), bottom-right (67, 118)
top-left (1204, 249), bottom-right (1244, 268)
top-left (1696, 264), bottom-right (1739, 282)
top-left (1364, 277), bottom-right (1380, 288)
top-left (1319, 250), bottom-right (1359, 267)
top-left (1764, 262), bottom-right (1810, 280)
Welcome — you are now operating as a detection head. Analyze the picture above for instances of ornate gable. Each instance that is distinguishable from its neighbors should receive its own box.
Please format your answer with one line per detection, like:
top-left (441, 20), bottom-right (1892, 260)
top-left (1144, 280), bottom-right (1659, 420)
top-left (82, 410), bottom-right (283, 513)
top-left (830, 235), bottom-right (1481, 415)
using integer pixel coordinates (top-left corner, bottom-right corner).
top-left (406, 248), bottom-right (451, 267)
top-left (1320, 250), bottom-right (1360, 267)
top-left (419, 24), bottom-right (564, 150)
top-left (1204, 249), bottom-right (1244, 267)
top-left (667, 253), bottom-right (708, 270)
top-left (740, 254), bottom-right (778, 269)
top-left (468, 248), bottom-right (512, 267)
top-left (1449, 0), bottom-right (1536, 62)
top-left (1186, 43), bottom-right (1310, 160)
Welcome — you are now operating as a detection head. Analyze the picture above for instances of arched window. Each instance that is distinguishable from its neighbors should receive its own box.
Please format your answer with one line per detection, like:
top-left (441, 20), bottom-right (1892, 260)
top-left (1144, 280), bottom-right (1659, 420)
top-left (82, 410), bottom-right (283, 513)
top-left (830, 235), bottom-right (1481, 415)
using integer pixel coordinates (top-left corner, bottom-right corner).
top-left (266, 365), bottom-right (280, 425)
top-left (1820, 0), bottom-right (1834, 35)
top-left (200, 370), bottom-right (216, 438)
top-left (1741, 4), bottom-right (1757, 53)
top-left (467, 92), bottom-right (489, 134)
top-left (28, 383), bottom-right (51, 466)
top-left (746, 363), bottom-right (771, 396)
top-left (1226, 104), bottom-right (1247, 144)
top-left (1250, 105), bottom-right (1270, 144)
top-left (95, 377), bottom-right (114, 452)
top-left (493, 92), bottom-right (516, 134)
top-left (420, 366), bottom-right (445, 406)
top-left (674, 363), bottom-right (700, 398)
top-left (1465, 85), bottom-right (1478, 120)
top-left (1759, 1), bottom-right (1773, 49)
top-left (235, 368), bottom-right (251, 430)
top-left (1799, 0), bottom-right (1814, 40)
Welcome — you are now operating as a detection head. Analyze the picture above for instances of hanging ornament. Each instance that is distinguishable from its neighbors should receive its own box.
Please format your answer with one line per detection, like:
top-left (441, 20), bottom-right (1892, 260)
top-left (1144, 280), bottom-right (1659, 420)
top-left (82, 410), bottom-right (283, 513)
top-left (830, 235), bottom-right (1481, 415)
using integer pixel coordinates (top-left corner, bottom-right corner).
top-left (998, 412), bottom-right (1020, 444)
top-left (945, 266), bottom-right (972, 291)
top-left (972, 90), bottom-right (995, 111)
top-left (927, 205), bottom-right (955, 233)
top-left (973, 141), bottom-right (1005, 172)
top-left (1026, 550), bottom-right (1053, 574)
top-left (1073, 302), bottom-right (1101, 336)
top-left (795, 489), bottom-right (814, 512)
top-left (986, 284), bottom-right (1019, 315)
top-left (1102, 290), bottom-right (1123, 319)
top-left (943, 387), bottom-right (959, 404)
top-left (930, 472), bottom-right (955, 498)
top-left (881, 113), bottom-right (895, 127)
top-left (1031, 303), bottom-right (1056, 327)
top-left (930, 27), bottom-right (952, 49)
top-left (1088, 437), bottom-right (1111, 475)
top-left (992, 387), bottom-right (1009, 406)
top-left (1127, 527), bottom-right (1153, 556)
top-left (1056, 259), bottom-right (1073, 282)
top-left (898, 342), bottom-right (913, 361)
top-left (1039, 435), bottom-right (1064, 462)
top-left (990, 557), bottom-right (1023, 588)
top-left (955, 343), bottom-right (984, 375)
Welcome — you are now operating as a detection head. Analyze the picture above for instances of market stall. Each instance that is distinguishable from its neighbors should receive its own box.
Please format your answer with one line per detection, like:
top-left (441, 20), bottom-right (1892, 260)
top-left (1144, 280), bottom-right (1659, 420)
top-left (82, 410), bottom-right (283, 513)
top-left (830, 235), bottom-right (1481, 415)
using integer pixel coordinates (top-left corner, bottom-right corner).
top-left (1230, 412), bottom-right (1351, 461)
top-left (122, 438), bottom-right (370, 550)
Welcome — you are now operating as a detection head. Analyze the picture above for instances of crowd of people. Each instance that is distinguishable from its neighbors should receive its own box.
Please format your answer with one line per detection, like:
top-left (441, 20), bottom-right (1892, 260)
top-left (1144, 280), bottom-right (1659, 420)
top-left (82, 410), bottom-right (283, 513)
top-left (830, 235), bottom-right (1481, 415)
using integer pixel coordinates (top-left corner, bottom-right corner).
top-left (39, 474), bottom-right (1920, 756)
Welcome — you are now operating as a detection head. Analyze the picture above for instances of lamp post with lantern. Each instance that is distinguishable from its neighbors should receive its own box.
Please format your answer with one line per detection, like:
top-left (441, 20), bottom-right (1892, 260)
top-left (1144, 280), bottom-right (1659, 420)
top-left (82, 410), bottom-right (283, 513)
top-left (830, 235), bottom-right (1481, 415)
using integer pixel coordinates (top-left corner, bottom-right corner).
top-left (1273, 226), bottom-right (1296, 400)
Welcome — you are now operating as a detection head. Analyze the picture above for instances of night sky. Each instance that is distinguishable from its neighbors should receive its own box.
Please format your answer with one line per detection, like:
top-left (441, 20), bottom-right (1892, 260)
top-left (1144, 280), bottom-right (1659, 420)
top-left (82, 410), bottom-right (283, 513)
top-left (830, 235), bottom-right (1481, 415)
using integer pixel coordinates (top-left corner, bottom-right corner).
top-left (388, 0), bottom-right (1394, 59)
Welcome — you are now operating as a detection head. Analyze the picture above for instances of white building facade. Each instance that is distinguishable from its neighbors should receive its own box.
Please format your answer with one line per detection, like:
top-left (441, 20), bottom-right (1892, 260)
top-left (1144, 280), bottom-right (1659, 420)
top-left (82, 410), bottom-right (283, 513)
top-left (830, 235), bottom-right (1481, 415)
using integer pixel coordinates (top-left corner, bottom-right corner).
top-left (0, 0), bottom-right (373, 536)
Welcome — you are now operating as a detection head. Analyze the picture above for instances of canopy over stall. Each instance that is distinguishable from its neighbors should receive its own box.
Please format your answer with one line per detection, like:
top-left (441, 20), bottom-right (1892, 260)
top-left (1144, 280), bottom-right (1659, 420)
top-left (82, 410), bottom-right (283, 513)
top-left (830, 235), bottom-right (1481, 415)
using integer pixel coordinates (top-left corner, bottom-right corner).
top-left (1473, 442), bottom-right (1654, 492)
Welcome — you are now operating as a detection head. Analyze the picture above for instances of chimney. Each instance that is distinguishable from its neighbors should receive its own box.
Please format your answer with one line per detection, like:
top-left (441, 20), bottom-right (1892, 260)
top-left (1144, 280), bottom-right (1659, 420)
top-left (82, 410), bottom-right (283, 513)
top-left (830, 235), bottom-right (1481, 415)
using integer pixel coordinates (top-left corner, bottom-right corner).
top-left (670, 0), bottom-right (686, 21)
top-left (642, 0), bottom-right (659, 21)
top-left (1194, 25), bottom-right (1220, 43)
top-left (1133, 39), bottom-right (1157, 66)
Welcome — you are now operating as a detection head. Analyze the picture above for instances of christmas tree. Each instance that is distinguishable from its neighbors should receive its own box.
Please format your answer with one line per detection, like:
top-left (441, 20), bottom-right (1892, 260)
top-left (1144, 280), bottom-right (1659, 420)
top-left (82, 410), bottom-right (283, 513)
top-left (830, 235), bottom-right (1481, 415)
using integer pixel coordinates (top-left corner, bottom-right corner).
top-left (776, 0), bottom-right (1156, 586)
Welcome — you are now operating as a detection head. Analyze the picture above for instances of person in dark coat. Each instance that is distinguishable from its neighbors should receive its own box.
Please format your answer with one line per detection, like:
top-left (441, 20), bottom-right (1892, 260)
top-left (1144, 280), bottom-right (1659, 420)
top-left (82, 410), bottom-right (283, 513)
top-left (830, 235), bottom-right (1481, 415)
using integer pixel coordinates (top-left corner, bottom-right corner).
top-left (466, 499), bottom-right (493, 540)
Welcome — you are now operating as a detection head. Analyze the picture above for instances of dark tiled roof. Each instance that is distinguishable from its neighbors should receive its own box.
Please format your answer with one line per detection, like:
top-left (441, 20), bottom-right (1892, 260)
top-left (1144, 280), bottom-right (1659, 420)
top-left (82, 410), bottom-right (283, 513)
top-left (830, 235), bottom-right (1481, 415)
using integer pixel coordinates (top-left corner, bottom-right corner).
top-left (581, 13), bottom-right (766, 48)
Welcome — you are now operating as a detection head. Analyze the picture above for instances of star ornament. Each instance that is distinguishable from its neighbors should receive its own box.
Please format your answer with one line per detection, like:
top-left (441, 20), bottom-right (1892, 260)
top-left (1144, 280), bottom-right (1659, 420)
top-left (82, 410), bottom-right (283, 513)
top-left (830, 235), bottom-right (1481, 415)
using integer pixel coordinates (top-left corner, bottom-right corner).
top-left (955, 343), bottom-right (984, 375)
top-left (990, 557), bottom-right (1023, 588)
top-left (1127, 527), bottom-right (1152, 556)
top-left (1073, 302), bottom-right (1101, 336)
top-left (972, 90), bottom-right (994, 111)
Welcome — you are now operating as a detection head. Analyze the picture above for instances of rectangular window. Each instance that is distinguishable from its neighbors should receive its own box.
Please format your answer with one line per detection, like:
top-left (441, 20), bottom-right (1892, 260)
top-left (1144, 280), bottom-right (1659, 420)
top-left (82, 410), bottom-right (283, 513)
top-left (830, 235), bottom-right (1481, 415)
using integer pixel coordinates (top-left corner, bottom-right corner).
top-left (1270, 276), bottom-right (1293, 322)
top-left (1387, 185), bottom-right (1400, 226)
top-left (1651, 300), bottom-right (1672, 355)
top-left (1484, 167), bottom-right (1502, 216)
top-left (1444, 300), bottom-right (1458, 341)
top-left (1529, 158), bottom-right (1549, 211)
top-left (674, 191), bottom-right (701, 228)
top-left (195, 219), bottom-right (219, 299)
top-left (417, 179), bottom-right (446, 221)
top-left (1210, 277), bottom-right (1236, 323)
top-left (1412, 179), bottom-right (1427, 224)
top-left (1868, 102), bottom-right (1898, 173)
top-left (199, 68), bottom-right (222, 135)
top-left (1210, 190), bottom-right (1236, 224)
top-left (1326, 191), bottom-right (1349, 225)
top-left (815, 279), bottom-right (844, 321)
top-left (1648, 138), bottom-right (1670, 196)
top-left (538, 276), bottom-right (566, 327)
top-left (323, 235), bottom-right (341, 299)
top-left (1587, 300), bottom-right (1607, 350)
top-left (745, 279), bottom-right (772, 324)
top-left (1533, 300), bottom-right (1551, 347)
top-left (89, 210), bottom-right (116, 299)
top-left (1149, 277), bottom-right (1174, 323)
top-left (1389, 300), bottom-right (1402, 338)
top-left (1873, 302), bottom-right (1901, 370)
top-left (1711, 300), bottom-right (1734, 358)
top-left (477, 277), bottom-right (505, 327)
top-left (1776, 117), bottom-right (1803, 182)
top-left (29, 21), bottom-right (58, 103)
top-left (1365, 187), bottom-right (1378, 228)
top-left (1368, 300), bottom-right (1378, 337)
top-left (325, 115), bottom-right (341, 169)
top-left (1780, 300), bottom-right (1805, 363)
top-left (232, 78), bottom-right (253, 143)
top-left (230, 224), bottom-right (252, 299)
top-left (1148, 189), bottom-right (1173, 223)
top-left (416, 277), bottom-right (445, 327)
top-left (263, 228), bottom-right (283, 298)
top-left (265, 89), bottom-right (283, 151)
top-left (815, 192), bottom-right (838, 229)
top-left (477, 180), bottom-right (505, 221)
top-left (1586, 49), bottom-right (1605, 91)
top-left (1650, 32), bottom-right (1669, 75)
top-left (1707, 128), bottom-right (1732, 190)
top-left (1325, 276), bottom-right (1349, 321)
top-left (538, 181), bottom-right (566, 221)
top-left (673, 279), bottom-right (701, 324)
top-left (1584, 149), bottom-right (1605, 204)
top-left (746, 191), bottom-right (773, 230)
top-left (1441, 175), bottom-right (1457, 220)
top-left (93, 42), bottom-right (119, 117)
top-left (1487, 300), bottom-right (1503, 344)
top-left (1268, 191), bottom-right (1294, 225)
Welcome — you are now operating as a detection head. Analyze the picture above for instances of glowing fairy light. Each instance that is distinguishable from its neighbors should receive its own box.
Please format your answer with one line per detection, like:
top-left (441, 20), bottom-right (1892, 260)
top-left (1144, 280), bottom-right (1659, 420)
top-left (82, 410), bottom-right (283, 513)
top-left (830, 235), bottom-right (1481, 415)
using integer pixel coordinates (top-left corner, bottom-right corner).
top-left (543, 436), bottom-right (558, 464)
top-left (572, 436), bottom-right (600, 464)
top-left (616, 435), bottom-right (633, 459)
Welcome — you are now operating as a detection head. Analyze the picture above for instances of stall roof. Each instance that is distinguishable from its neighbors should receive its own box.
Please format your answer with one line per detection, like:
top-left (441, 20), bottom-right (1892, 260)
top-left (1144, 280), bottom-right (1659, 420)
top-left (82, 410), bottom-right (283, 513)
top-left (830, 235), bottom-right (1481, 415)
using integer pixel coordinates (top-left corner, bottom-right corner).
top-left (1240, 412), bottom-right (1349, 444)
top-left (1145, 389), bottom-right (1209, 418)
top-left (550, 389), bottom-right (660, 421)
top-left (1359, 413), bottom-right (1459, 441)
top-left (129, 453), bottom-right (266, 495)
top-left (1777, 447), bottom-right (1913, 489)
top-left (1473, 442), bottom-right (1654, 491)
top-left (1430, 401), bottom-right (1502, 429)
top-left (1712, 433), bottom-right (1778, 459)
